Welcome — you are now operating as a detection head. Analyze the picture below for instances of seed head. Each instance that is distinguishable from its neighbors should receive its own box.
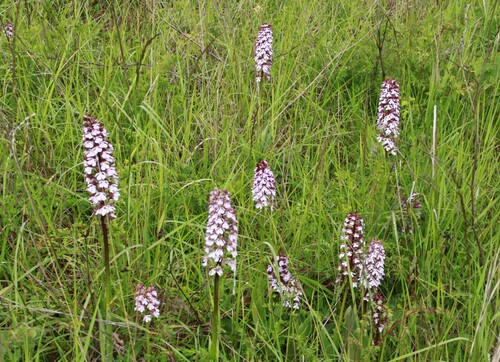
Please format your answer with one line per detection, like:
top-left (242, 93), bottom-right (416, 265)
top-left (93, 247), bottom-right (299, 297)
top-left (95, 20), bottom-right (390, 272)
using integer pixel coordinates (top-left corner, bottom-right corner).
top-left (203, 188), bottom-right (238, 277)
top-left (255, 23), bottom-right (273, 83)
top-left (82, 115), bottom-right (119, 219)
top-left (376, 79), bottom-right (400, 155)
top-left (3, 22), bottom-right (14, 41)
top-left (252, 160), bottom-right (276, 210)
top-left (267, 254), bottom-right (302, 309)
top-left (134, 284), bottom-right (161, 323)
top-left (336, 212), bottom-right (365, 287)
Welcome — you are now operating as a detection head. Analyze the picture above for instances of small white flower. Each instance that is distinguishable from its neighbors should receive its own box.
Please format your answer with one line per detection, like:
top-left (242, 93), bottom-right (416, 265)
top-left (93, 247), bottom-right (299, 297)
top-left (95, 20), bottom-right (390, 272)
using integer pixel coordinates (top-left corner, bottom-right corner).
top-left (95, 205), bottom-right (115, 217)
top-left (94, 192), bottom-right (106, 201)
top-left (86, 184), bottom-right (97, 194)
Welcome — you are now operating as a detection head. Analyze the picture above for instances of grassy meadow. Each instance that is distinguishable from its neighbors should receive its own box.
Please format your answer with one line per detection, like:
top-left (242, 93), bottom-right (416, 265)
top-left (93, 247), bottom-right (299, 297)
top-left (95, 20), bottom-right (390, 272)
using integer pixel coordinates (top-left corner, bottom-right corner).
top-left (0, 0), bottom-right (498, 360)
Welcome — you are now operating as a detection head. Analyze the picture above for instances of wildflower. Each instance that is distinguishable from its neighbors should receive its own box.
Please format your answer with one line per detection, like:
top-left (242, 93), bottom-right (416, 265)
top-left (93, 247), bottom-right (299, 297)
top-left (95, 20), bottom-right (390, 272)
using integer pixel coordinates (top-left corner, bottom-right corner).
top-left (3, 22), bottom-right (14, 41)
top-left (134, 284), bottom-right (161, 323)
top-left (203, 188), bottom-right (238, 277)
top-left (252, 160), bottom-right (276, 210)
top-left (267, 254), bottom-right (302, 309)
top-left (376, 79), bottom-right (400, 155)
top-left (255, 23), bottom-right (273, 82)
top-left (336, 212), bottom-right (365, 287)
top-left (372, 292), bottom-right (389, 335)
top-left (82, 114), bottom-right (119, 219)
top-left (362, 240), bottom-right (385, 291)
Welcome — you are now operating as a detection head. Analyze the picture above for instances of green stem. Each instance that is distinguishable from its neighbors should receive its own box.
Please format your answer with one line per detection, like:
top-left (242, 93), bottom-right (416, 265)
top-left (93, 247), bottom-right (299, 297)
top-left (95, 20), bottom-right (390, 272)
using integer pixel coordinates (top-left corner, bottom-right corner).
top-left (210, 274), bottom-right (220, 361)
top-left (100, 215), bottom-right (113, 360)
top-left (338, 282), bottom-right (348, 324)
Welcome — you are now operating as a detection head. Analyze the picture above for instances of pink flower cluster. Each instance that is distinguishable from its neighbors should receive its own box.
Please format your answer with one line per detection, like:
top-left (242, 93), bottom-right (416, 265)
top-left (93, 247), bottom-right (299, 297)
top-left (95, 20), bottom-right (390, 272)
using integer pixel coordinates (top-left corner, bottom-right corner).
top-left (362, 240), bottom-right (385, 290)
top-left (3, 22), bottom-right (14, 41)
top-left (336, 212), bottom-right (365, 287)
top-left (267, 254), bottom-right (302, 309)
top-left (371, 291), bottom-right (389, 344)
top-left (82, 115), bottom-right (119, 218)
top-left (255, 23), bottom-right (273, 83)
top-left (365, 243), bottom-right (389, 339)
top-left (134, 284), bottom-right (160, 323)
top-left (376, 79), bottom-right (400, 155)
top-left (252, 160), bottom-right (276, 210)
top-left (203, 188), bottom-right (238, 277)
top-left (336, 213), bottom-right (389, 339)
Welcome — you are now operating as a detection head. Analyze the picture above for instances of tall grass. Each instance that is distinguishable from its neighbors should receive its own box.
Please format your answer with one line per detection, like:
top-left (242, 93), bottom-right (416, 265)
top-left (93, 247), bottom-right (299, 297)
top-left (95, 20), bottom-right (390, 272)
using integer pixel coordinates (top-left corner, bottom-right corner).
top-left (0, 0), bottom-right (498, 360)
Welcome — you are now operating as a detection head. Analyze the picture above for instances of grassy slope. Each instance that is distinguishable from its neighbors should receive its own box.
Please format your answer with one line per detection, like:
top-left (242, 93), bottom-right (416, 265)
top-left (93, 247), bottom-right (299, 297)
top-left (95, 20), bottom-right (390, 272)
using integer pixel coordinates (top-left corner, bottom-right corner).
top-left (0, 0), bottom-right (498, 360)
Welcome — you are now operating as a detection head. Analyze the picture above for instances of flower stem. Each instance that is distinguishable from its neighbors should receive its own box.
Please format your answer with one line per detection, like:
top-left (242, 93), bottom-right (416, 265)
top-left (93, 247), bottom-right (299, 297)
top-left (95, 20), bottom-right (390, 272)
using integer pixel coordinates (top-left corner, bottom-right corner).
top-left (100, 215), bottom-right (113, 360)
top-left (210, 274), bottom-right (220, 361)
